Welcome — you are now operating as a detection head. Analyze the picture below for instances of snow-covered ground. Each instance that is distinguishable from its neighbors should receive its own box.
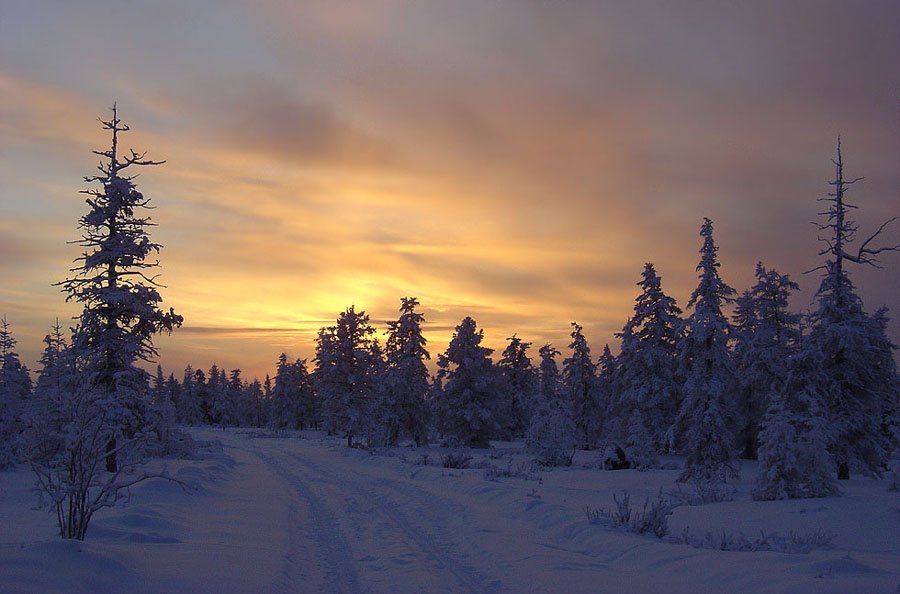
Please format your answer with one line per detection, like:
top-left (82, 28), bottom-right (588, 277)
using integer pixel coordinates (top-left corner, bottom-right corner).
top-left (1, 428), bottom-right (898, 593)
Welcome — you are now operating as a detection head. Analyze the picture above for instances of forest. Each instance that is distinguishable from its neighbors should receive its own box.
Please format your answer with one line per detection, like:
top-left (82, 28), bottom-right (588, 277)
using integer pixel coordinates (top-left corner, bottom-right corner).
top-left (0, 111), bottom-right (898, 548)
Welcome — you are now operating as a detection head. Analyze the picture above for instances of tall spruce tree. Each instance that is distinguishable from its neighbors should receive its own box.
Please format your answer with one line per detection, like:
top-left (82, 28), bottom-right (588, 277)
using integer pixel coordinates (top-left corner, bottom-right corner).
top-left (732, 263), bottom-right (801, 459)
top-left (313, 306), bottom-right (377, 447)
top-left (436, 317), bottom-right (504, 448)
top-left (671, 218), bottom-right (739, 483)
top-left (805, 140), bottom-right (899, 479)
top-left (59, 106), bottom-right (182, 471)
top-left (614, 263), bottom-right (683, 453)
top-left (381, 297), bottom-right (430, 445)
top-left (563, 323), bottom-right (599, 449)
top-left (497, 334), bottom-right (539, 439)
top-left (537, 344), bottom-right (562, 402)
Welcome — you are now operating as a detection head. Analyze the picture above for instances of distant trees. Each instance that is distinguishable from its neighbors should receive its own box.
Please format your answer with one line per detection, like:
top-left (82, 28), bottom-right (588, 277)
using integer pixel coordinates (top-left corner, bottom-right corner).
top-left (269, 354), bottom-right (315, 431)
top-left (0, 317), bottom-right (32, 468)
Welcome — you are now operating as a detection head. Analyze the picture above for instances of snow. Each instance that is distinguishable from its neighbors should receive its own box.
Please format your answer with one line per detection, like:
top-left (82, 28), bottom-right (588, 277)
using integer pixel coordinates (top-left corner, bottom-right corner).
top-left (2, 428), bottom-right (898, 593)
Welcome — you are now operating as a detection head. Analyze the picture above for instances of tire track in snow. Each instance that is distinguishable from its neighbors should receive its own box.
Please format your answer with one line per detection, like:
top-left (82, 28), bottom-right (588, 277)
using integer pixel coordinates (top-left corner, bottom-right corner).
top-left (253, 449), bottom-right (362, 594)
top-left (292, 452), bottom-right (500, 594)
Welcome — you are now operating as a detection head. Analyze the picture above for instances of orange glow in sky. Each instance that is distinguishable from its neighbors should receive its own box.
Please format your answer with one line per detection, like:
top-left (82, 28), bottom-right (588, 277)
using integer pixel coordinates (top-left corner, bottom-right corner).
top-left (1, 2), bottom-right (898, 379)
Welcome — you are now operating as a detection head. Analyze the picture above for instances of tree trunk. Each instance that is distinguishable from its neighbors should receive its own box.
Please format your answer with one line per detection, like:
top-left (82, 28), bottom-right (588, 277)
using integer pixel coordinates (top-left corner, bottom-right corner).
top-left (837, 461), bottom-right (850, 480)
top-left (105, 437), bottom-right (117, 472)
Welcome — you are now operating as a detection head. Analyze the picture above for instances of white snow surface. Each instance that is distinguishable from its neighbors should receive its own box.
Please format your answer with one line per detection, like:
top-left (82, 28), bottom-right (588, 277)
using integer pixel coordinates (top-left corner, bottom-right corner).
top-left (1, 428), bottom-right (898, 593)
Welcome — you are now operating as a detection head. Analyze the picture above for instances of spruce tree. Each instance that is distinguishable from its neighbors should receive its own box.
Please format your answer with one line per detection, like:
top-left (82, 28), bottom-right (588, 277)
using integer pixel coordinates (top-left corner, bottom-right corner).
top-left (563, 322), bottom-right (599, 449)
top-left (1, 317), bottom-right (34, 468)
top-left (672, 218), bottom-right (739, 483)
top-left (497, 334), bottom-right (539, 439)
top-left (537, 344), bottom-right (562, 402)
top-left (527, 342), bottom-right (577, 465)
top-left (805, 140), bottom-right (899, 479)
top-left (754, 341), bottom-right (838, 500)
top-left (313, 306), bottom-right (377, 446)
top-left (614, 263), bottom-right (682, 453)
top-left (381, 297), bottom-right (430, 445)
top-left (732, 263), bottom-right (801, 459)
top-left (60, 106), bottom-right (182, 471)
top-left (436, 317), bottom-right (504, 448)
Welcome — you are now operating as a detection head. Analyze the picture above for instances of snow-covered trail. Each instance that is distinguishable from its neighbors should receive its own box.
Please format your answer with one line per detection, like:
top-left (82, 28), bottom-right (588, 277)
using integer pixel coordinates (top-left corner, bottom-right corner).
top-left (2, 429), bottom-right (898, 594)
top-left (221, 430), bottom-right (900, 594)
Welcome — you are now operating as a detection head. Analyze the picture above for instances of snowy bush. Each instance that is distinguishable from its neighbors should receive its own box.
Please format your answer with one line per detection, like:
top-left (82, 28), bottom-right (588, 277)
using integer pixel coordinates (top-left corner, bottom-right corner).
top-left (585, 490), bottom-right (673, 538)
top-left (441, 451), bottom-right (473, 469)
top-left (673, 527), bottom-right (833, 553)
top-left (526, 399), bottom-right (577, 467)
top-left (665, 481), bottom-right (736, 506)
top-left (482, 459), bottom-right (540, 482)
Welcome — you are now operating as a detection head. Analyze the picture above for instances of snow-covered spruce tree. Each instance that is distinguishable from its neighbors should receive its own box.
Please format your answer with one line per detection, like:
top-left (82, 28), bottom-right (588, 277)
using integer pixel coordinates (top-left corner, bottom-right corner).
top-left (177, 365), bottom-right (203, 425)
top-left (437, 317), bottom-right (506, 448)
top-left (538, 344), bottom-right (562, 401)
top-left (527, 342), bottom-right (578, 466)
top-left (146, 364), bottom-right (180, 455)
top-left (614, 263), bottom-right (683, 453)
top-left (804, 140), bottom-right (899, 480)
top-left (269, 354), bottom-right (315, 430)
top-left (594, 343), bottom-right (619, 443)
top-left (732, 263), bottom-right (801, 460)
top-left (204, 364), bottom-right (226, 425)
top-left (526, 395), bottom-right (578, 467)
top-left (563, 323), bottom-right (600, 449)
top-left (243, 378), bottom-right (263, 427)
top-left (22, 323), bottom-right (74, 469)
top-left (671, 218), bottom-right (739, 483)
top-left (0, 316), bottom-right (32, 468)
top-left (59, 106), bottom-right (182, 472)
top-left (380, 297), bottom-right (430, 446)
top-left (313, 306), bottom-right (378, 447)
top-left (753, 344), bottom-right (838, 500)
top-left (498, 334), bottom-right (539, 439)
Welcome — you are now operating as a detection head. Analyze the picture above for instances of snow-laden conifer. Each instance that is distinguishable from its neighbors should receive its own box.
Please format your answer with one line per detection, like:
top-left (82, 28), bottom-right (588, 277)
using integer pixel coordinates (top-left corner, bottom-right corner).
top-left (59, 106), bottom-right (182, 472)
top-left (671, 218), bottom-right (739, 483)
top-left (804, 140), bottom-right (899, 479)
top-left (270, 355), bottom-right (316, 430)
top-left (0, 317), bottom-right (32, 468)
top-left (526, 396), bottom-right (577, 467)
top-left (436, 317), bottom-right (505, 448)
top-left (613, 264), bottom-right (682, 452)
top-left (314, 306), bottom-right (378, 446)
top-left (753, 346), bottom-right (838, 500)
top-left (538, 344), bottom-right (562, 402)
top-left (498, 334), bottom-right (539, 439)
top-left (563, 323), bottom-right (599, 449)
top-left (381, 297), bottom-right (430, 445)
top-left (732, 263), bottom-right (801, 459)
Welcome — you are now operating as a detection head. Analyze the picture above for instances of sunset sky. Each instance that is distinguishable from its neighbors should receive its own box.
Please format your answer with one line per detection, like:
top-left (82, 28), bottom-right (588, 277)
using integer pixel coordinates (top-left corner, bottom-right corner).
top-left (1, 1), bottom-right (898, 380)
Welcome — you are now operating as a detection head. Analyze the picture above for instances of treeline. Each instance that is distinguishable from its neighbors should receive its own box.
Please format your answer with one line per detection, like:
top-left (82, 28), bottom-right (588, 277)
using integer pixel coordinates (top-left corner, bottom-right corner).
top-left (137, 195), bottom-right (896, 500)
top-left (0, 112), bottom-right (897, 538)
